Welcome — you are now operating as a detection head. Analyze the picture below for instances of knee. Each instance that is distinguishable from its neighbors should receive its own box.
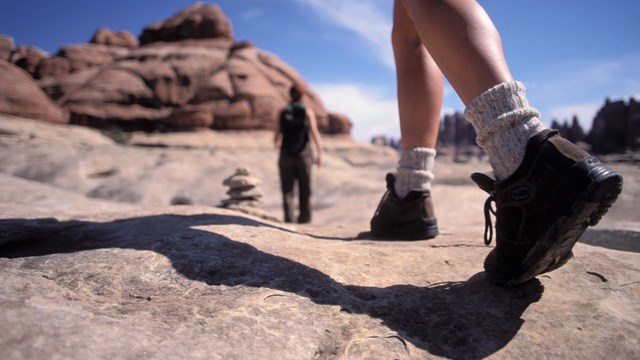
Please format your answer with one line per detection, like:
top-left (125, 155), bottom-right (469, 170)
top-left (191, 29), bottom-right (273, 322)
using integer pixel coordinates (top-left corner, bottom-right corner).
top-left (392, 9), bottom-right (422, 52)
top-left (392, 27), bottom-right (423, 60)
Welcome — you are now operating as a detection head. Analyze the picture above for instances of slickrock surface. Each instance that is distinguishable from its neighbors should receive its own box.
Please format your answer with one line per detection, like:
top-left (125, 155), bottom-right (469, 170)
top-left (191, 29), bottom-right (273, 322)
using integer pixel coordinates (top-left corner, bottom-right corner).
top-left (1, 115), bottom-right (638, 359)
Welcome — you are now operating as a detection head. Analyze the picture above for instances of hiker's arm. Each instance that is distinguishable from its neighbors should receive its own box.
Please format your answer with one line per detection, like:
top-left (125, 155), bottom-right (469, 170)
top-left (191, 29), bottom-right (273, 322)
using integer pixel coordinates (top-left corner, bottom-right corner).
top-left (273, 115), bottom-right (281, 151)
top-left (307, 108), bottom-right (323, 167)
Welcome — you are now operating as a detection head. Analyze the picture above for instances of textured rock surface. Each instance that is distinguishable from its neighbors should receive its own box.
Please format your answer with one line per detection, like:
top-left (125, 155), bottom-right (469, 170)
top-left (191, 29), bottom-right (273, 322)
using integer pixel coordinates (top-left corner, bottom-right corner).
top-left (139, 3), bottom-right (233, 46)
top-left (3, 3), bottom-right (351, 135)
top-left (0, 115), bottom-right (638, 359)
top-left (9, 45), bottom-right (49, 77)
top-left (90, 28), bottom-right (138, 49)
top-left (0, 115), bottom-right (394, 224)
top-left (0, 35), bottom-right (14, 61)
top-left (0, 62), bottom-right (68, 123)
top-left (589, 97), bottom-right (640, 154)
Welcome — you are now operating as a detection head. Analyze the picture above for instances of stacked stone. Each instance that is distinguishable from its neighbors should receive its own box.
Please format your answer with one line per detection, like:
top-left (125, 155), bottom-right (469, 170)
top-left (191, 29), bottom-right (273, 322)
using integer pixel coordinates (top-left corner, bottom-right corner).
top-left (220, 167), bottom-right (263, 208)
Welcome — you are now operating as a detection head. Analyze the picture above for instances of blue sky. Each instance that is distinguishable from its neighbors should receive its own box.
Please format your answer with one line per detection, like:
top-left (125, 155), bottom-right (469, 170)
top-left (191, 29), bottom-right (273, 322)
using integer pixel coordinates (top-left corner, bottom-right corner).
top-left (3, 0), bottom-right (639, 141)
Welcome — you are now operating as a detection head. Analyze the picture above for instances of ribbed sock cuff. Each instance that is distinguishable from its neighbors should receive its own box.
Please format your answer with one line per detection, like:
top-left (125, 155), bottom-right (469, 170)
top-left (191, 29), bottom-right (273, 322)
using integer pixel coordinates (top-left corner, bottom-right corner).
top-left (395, 147), bottom-right (436, 198)
top-left (463, 81), bottom-right (546, 180)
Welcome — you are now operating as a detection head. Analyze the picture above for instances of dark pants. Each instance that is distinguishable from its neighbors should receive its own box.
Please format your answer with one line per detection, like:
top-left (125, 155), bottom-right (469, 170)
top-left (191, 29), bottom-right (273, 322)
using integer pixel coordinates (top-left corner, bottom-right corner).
top-left (278, 148), bottom-right (313, 223)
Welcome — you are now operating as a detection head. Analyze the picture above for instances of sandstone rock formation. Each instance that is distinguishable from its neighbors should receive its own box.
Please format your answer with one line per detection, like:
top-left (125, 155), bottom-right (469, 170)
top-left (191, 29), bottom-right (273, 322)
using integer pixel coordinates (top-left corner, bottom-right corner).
top-left (90, 28), bottom-right (138, 49)
top-left (37, 44), bottom-right (130, 79)
top-left (0, 35), bottom-right (13, 61)
top-left (547, 97), bottom-right (640, 156)
top-left (588, 97), bottom-right (640, 154)
top-left (1, 3), bottom-right (351, 136)
top-left (139, 3), bottom-right (233, 46)
top-left (9, 45), bottom-right (48, 77)
top-left (6, 41), bottom-right (129, 80)
top-left (436, 112), bottom-right (482, 160)
top-left (373, 111), bottom-right (481, 157)
top-left (326, 112), bottom-right (353, 135)
top-left (0, 61), bottom-right (68, 123)
top-left (551, 116), bottom-right (586, 144)
top-left (379, 100), bottom-right (640, 158)
top-left (439, 112), bottom-right (476, 146)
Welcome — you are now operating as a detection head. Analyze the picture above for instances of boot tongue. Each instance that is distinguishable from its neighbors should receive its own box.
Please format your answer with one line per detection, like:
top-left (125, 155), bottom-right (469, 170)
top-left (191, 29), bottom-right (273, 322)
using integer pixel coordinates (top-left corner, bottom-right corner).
top-left (471, 172), bottom-right (496, 194)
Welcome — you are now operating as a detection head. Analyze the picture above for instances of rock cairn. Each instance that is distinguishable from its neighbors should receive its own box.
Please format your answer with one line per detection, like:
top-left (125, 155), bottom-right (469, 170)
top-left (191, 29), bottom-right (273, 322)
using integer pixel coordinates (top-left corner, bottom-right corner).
top-left (220, 167), bottom-right (263, 208)
top-left (219, 167), bottom-right (278, 222)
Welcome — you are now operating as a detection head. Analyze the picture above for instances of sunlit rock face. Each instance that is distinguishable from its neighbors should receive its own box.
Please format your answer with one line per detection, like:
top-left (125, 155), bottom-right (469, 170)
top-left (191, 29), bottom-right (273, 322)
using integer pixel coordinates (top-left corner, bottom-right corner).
top-left (2, 3), bottom-right (351, 135)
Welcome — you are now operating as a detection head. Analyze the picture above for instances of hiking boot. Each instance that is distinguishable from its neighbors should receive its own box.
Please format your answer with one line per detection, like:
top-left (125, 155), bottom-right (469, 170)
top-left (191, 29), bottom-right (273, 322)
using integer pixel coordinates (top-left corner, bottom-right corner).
top-left (370, 173), bottom-right (439, 240)
top-left (471, 129), bottom-right (623, 286)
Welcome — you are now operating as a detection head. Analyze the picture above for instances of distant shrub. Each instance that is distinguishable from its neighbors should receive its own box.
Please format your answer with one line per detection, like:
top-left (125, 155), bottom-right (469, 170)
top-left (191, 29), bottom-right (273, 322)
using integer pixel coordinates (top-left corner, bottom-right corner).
top-left (100, 126), bottom-right (132, 144)
top-left (171, 196), bottom-right (193, 205)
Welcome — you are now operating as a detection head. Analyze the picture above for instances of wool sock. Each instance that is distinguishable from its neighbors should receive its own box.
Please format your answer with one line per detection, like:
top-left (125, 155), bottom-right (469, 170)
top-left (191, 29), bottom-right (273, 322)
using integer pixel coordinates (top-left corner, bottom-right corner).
top-left (394, 147), bottom-right (436, 198)
top-left (463, 81), bottom-right (546, 180)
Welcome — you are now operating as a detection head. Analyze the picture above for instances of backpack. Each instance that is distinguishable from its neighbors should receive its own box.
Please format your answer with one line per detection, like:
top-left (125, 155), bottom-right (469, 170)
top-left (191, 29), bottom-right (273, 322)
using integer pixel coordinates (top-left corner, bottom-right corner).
top-left (279, 102), bottom-right (310, 156)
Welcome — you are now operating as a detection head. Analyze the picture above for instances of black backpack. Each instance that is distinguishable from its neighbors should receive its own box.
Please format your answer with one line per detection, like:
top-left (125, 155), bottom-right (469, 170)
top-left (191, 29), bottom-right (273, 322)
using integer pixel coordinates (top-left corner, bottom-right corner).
top-left (279, 102), bottom-right (310, 155)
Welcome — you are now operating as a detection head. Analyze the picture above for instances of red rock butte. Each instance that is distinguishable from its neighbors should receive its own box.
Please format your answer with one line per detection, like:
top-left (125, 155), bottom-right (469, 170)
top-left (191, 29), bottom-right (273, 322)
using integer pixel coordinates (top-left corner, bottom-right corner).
top-left (0, 3), bottom-right (352, 135)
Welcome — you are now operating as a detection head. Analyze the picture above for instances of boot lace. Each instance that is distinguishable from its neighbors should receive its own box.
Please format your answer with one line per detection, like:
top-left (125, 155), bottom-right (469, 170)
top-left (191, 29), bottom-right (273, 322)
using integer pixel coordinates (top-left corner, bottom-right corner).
top-left (483, 195), bottom-right (496, 245)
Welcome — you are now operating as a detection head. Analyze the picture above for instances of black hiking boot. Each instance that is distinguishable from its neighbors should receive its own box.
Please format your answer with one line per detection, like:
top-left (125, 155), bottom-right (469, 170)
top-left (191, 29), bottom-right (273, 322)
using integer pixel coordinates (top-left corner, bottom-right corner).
top-left (471, 129), bottom-right (623, 286)
top-left (370, 173), bottom-right (439, 240)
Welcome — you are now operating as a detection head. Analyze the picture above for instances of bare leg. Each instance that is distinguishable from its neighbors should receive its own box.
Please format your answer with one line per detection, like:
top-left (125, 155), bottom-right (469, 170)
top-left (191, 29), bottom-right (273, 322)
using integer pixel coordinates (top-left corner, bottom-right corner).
top-left (397, 0), bottom-right (545, 180)
top-left (392, 0), bottom-right (442, 148)
top-left (400, 0), bottom-right (512, 105)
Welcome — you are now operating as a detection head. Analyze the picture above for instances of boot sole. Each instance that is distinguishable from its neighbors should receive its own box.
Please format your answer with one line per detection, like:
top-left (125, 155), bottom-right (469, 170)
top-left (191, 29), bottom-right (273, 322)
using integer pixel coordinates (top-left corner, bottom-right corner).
top-left (370, 220), bottom-right (439, 241)
top-left (491, 158), bottom-right (623, 286)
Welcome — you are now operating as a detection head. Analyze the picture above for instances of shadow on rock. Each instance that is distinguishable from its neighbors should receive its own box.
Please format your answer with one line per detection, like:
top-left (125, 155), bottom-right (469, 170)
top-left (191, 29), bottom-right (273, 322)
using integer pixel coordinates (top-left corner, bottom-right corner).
top-left (0, 214), bottom-right (543, 359)
top-left (579, 228), bottom-right (640, 253)
top-left (345, 277), bottom-right (542, 359)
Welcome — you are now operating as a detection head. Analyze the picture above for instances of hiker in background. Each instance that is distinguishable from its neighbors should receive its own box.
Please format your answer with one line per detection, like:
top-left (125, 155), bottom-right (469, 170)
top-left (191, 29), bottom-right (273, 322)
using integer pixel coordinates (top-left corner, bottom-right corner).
top-left (370, 0), bottom-right (623, 286)
top-left (274, 83), bottom-right (323, 224)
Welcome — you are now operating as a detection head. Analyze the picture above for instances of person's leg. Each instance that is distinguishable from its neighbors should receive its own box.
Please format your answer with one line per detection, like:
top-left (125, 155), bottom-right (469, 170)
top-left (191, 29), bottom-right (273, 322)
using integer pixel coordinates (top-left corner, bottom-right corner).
top-left (369, 0), bottom-right (439, 240)
top-left (278, 155), bottom-right (296, 223)
top-left (297, 151), bottom-right (313, 224)
top-left (392, 0), bottom-right (440, 198)
top-left (399, 0), bottom-right (623, 285)
top-left (400, 0), bottom-right (511, 104)
top-left (393, 0), bottom-right (442, 150)
top-left (400, 0), bottom-right (545, 180)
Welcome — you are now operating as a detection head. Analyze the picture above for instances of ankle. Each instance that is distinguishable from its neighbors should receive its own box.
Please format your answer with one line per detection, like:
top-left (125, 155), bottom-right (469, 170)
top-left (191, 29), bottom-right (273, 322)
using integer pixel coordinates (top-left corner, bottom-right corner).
top-left (463, 81), bottom-right (546, 180)
top-left (395, 147), bottom-right (436, 198)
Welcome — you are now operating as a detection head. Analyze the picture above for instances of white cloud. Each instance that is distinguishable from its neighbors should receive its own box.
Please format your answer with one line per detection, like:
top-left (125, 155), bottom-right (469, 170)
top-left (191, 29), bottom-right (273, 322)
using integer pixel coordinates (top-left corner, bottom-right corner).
top-left (240, 7), bottom-right (263, 21)
top-left (295, 0), bottom-right (394, 69)
top-left (525, 52), bottom-right (640, 129)
top-left (533, 56), bottom-right (639, 100)
top-left (313, 80), bottom-right (468, 142)
top-left (313, 82), bottom-right (399, 141)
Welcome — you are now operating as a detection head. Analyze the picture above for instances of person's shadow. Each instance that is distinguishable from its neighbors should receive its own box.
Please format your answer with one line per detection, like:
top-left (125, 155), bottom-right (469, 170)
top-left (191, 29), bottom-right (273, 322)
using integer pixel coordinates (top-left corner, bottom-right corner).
top-left (0, 214), bottom-right (543, 359)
